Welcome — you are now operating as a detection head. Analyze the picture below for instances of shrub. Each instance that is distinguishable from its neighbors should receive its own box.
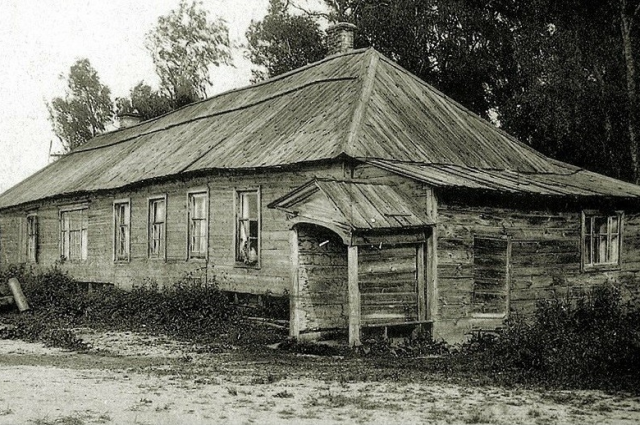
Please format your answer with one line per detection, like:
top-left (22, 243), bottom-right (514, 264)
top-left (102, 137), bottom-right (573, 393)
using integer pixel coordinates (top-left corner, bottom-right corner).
top-left (0, 267), bottom-right (285, 349)
top-left (472, 286), bottom-right (640, 390)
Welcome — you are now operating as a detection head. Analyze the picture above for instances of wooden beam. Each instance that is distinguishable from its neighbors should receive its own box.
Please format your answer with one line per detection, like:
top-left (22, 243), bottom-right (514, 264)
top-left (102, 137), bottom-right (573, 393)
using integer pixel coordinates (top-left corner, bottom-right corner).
top-left (505, 237), bottom-right (512, 319)
top-left (416, 242), bottom-right (426, 323)
top-left (289, 228), bottom-right (301, 339)
top-left (348, 245), bottom-right (361, 347)
top-left (426, 226), bottom-right (438, 324)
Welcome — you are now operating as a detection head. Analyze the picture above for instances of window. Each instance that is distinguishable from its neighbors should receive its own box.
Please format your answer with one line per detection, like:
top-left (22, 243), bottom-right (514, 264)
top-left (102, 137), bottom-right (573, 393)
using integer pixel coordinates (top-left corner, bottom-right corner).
top-left (188, 192), bottom-right (207, 258)
top-left (26, 214), bottom-right (38, 263)
top-left (472, 237), bottom-right (510, 316)
top-left (582, 212), bottom-right (622, 269)
top-left (148, 197), bottom-right (166, 259)
top-left (113, 200), bottom-right (130, 262)
top-left (60, 207), bottom-right (88, 261)
top-left (236, 190), bottom-right (260, 266)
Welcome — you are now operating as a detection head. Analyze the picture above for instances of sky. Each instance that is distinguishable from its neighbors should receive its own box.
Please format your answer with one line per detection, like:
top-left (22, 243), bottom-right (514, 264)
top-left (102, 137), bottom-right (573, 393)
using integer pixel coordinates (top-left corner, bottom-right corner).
top-left (0, 0), bottom-right (273, 194)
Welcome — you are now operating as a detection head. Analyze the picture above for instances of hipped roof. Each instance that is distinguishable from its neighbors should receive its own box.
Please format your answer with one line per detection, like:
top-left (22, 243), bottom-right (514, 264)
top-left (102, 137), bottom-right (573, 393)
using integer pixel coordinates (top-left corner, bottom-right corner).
top-left (2, 48), bottom-right (640, 210)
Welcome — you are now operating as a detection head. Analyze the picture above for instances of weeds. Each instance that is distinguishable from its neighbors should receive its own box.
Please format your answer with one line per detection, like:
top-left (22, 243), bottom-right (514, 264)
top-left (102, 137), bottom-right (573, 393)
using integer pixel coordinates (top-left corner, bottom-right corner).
top-left (0, 266), bottom-right (285, 349)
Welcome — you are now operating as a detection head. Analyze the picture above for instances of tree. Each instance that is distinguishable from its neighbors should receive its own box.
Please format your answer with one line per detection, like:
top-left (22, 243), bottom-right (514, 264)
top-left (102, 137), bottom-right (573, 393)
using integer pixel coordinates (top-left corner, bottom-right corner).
top-left (146, 0), bottom-right (233, 109)
top-left (328, 0), bottom-right (514, 118)
top-left (495, 0), bottom-right (638, 181)
top-left (115, 82), bottom-right (173, 122)
top-left (246, 0), bottom-right (327, 82)
top-left (47, 58), bottom-right (113, 152)
top-left (618, 0), bottom-right (640, 182)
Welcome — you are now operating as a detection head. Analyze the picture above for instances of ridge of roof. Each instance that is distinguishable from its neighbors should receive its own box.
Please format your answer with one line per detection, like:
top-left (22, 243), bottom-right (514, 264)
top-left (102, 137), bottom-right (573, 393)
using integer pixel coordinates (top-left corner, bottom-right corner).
top-left (344, 49), bottom-right (379, 156)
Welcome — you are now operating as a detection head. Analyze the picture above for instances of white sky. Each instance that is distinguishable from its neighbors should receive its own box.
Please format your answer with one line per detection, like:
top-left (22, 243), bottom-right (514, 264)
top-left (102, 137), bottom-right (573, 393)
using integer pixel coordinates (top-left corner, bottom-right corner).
top-left (0, 0), bottom-right (272, 194)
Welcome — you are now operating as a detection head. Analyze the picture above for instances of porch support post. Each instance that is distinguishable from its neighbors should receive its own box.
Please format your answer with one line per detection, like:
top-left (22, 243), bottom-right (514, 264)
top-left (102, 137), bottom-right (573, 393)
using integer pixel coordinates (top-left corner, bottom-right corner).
top-left (417, 242), bottom-right (426, 323)
top-left (426, 226), bottom-right (438, 325)
top-left (289, 227), bottom-right (301, 339)
top-left (348, 245), bottom-right (361, 347)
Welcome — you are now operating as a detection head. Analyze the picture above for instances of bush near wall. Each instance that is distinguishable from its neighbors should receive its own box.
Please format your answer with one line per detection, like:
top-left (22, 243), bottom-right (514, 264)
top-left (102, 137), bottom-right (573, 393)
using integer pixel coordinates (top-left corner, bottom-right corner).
top-left (467, 286), bottom-right (640, 390)
top-left (0, 265), bottom-right (284, 348)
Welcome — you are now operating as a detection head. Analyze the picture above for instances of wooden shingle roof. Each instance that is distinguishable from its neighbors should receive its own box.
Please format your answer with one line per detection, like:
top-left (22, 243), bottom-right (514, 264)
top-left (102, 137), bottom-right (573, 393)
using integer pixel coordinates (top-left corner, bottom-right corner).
top-left (1, 48), bottom-right (639, 209)
top-left (268, 178), bottom-right (434, 236)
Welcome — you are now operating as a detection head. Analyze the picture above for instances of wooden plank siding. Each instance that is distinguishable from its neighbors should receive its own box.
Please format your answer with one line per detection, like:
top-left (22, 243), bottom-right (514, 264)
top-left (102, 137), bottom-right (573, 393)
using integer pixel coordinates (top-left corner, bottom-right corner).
top-left (435, 200), bottom-right (640, 343)
top-left (0, 163), bottom-right (345, 295)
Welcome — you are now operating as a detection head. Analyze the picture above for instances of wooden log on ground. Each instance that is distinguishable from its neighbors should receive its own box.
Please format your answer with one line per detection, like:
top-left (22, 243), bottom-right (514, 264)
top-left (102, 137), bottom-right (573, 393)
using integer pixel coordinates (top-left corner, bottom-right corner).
top-left (7, 278), bottom-right (29, 312)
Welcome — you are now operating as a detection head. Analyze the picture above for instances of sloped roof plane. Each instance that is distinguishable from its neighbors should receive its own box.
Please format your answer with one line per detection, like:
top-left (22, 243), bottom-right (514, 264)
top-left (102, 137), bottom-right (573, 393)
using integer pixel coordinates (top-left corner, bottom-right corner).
top-left (268, 179), bottom-right (434, 241)
top-left (1, 48), bottom-right (639, 209)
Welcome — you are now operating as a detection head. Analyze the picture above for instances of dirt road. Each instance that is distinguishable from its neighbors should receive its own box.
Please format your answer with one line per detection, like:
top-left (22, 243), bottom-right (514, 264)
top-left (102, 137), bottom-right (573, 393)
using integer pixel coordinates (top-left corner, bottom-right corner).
top-left (0, 331), bottom-right (639, 424)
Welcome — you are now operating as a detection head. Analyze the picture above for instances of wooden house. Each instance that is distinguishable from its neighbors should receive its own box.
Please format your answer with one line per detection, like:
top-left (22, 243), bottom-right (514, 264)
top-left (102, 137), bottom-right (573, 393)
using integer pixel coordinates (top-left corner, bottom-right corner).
top-left (2, 25), bottom-right (640, 345)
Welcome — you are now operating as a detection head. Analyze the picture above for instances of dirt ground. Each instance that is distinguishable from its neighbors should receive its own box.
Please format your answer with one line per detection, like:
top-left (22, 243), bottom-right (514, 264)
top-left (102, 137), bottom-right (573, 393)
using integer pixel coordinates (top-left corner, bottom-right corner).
top-left (1, 330), bottom-right (639, 425)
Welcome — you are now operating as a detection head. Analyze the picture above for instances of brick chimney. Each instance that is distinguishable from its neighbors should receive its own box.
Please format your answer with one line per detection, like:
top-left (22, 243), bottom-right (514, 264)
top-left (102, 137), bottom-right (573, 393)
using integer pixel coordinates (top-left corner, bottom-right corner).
top-left (117, 112), bottom-right (142, 129)
top-left (326, 22), bottom-right (357, 56)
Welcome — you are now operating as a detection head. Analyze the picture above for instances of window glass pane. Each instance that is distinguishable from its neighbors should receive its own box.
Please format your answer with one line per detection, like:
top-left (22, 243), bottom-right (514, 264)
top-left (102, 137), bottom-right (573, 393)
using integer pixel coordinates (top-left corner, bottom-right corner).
top-left (239, 220), bottom-right (249, 244)
top-left (595, 216), bottom-right (608, 235)
top-left (155, 200), bottom-right (165, 222)
top-left (610, 216), bottom-right (619, 234)
top-left (81, 229), bottom-right (88, 260)
top-left (192, 194), bottom-right (206, 219)
top-left (584, 235), bottom-right (592, 265)
top-left (249, 220), bottom-right (258, 240)
top-left (610, 235), bottom-right (620, 264)
top-left (241, 192), bottom-right (257, 218)
top-left (597, 235), bottom-right (608, 263)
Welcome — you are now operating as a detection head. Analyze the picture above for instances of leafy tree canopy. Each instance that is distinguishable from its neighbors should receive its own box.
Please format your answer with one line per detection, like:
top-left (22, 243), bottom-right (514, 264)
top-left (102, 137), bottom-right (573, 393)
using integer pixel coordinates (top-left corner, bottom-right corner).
top-left (47, 58), bottom-right (113, 152)
top-left (246, 0), bottom-right (327, 82)
top-left (115, 82), bottom-right (173, 122)
top-left (252, 0), bottom-right (639, 182)
top-left (146, 0), bottom-right (233, 109)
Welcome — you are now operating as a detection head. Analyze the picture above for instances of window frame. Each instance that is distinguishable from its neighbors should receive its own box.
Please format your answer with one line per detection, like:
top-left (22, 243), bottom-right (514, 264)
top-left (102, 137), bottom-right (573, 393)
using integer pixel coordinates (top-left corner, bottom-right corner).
top-left (234, 188), bottom-right (261, 268)
top-left (148, 195), bottom-right (167, 260)
top-left (186, 189), bottom-right (208, 260)
top-left (581, 210), bottom-right (623, 271)
top-left (59, 204), bottom-right (89, 262)
top-left (26, 213), bottom-right (38, 263)
top-left (113, 199), bottom-right (131, 263)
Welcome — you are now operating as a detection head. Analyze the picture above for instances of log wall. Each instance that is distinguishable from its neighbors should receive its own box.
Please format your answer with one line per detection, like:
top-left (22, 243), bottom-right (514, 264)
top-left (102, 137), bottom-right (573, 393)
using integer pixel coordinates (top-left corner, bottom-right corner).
top-left (436, 200), bottom-right (640, 343)
top-left (295, 224), bottom-right (348, 334)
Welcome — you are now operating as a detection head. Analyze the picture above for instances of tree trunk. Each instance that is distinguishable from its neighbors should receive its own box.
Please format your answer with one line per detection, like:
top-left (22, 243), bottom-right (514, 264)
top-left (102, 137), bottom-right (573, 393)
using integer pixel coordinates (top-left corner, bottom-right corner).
top-left (620, 0), bottom-right (639, 183)
top-left (594, 66), bottom-right (617, 177)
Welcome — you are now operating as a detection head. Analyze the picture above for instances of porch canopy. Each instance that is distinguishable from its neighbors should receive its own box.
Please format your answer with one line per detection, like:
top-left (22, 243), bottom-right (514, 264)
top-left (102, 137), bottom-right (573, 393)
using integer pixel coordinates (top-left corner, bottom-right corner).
top-left (269, 179), bottom-right (434, 346)
top-left (268, 178), bottom-right (434, 243)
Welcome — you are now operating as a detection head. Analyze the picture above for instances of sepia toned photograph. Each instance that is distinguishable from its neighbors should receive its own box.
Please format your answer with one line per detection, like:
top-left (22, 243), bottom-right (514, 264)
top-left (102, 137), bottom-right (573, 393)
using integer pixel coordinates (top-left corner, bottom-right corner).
top-left (1, 1), bottom-right (639, 424)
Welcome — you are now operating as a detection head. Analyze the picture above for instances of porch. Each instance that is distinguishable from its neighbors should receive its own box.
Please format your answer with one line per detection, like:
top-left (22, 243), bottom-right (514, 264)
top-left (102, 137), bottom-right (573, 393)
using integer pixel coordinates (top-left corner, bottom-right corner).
top-left (269, 179), bottom-right (436, 346)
